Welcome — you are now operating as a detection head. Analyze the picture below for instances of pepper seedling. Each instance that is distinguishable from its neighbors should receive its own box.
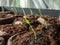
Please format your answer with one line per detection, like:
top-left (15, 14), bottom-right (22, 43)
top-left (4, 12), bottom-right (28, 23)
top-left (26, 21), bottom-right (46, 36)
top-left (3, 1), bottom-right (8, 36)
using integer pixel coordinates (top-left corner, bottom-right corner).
top-left (38, 8), bottom-right (48, 28)
top-left (1, 5), bottom-right (4, 12)
top-left (38, 8), bottom-right (42, 15)
top-left (1, 2), bottom-right (4, 12)
top-left (30, 8), bottom-right (33, 15)
top-left (11, 4), bottom-right (17, 15)
top-left (19, 4), bottom-right (37, 39)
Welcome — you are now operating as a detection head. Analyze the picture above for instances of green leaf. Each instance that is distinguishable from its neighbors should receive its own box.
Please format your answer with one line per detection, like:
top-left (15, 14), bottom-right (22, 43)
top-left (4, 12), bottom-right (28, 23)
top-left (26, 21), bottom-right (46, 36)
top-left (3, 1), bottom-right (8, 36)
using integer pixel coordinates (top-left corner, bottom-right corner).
top-left (25, 19), bottom-right (30, 24)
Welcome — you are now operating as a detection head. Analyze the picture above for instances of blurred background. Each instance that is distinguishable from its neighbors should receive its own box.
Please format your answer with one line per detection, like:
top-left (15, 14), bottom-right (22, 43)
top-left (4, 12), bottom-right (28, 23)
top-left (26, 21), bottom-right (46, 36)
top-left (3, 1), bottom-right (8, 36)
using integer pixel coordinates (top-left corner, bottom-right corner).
top-left (0, 0), bottom-right (60, 10)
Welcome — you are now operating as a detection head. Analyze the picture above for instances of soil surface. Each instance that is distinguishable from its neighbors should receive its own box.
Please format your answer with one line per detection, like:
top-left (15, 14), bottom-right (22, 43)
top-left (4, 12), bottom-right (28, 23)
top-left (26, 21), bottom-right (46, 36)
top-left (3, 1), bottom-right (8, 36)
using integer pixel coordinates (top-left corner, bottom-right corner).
top-left (0, 14), bottom-right (60, 45)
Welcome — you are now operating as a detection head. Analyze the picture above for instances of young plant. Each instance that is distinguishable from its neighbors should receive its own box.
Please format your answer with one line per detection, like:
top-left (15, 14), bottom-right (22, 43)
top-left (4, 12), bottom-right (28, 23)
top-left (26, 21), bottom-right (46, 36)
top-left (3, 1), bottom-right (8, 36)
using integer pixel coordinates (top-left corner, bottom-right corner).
top-left (38, 8), bottom-right (48, 28)
top-left (30, 8), bottom-right (33, 15)
top-left (38, 8), bottom-right (42, 15)
top-left (24, 16), bottom-right (37, 39)
top-left (1, 4), bottom-right (4, 12)
top-left (2, 6), bottom-right (4, 12)
top-left (11, 4), bottom-right (17, 15)
top-left (19, 4), bottom-right (37, 39)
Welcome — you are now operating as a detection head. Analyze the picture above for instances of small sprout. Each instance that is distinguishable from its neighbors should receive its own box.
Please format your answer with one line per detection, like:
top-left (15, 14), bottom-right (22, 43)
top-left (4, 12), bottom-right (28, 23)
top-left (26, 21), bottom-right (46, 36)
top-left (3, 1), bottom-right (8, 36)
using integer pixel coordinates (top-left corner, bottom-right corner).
top-left (23, 15), bottom-right (37, 39)
top-left (23, 15), bottom-right (30, 24)
top-left (38, 8), bottom-right (48, 28)
top-left (24, 19), bottom-right (30, 24)
top-left (30, 8), bottom-right (33, 15)
top-left (1, 3), bottom-right (4, 12)
top-left (24, 17), bottom-right (37, 39)
top-left (38, 8), bottom-right (42, 15)
top-left (2, 6), bottom-right (4, 12)
top-left (19, 4), bottom-right (26, 15)
top-left (11, 7), bottom-right (17, 15)
top-left (19, 4), bottom-right (37, 39)
top-left (11, 4), bottom-right (17, 15)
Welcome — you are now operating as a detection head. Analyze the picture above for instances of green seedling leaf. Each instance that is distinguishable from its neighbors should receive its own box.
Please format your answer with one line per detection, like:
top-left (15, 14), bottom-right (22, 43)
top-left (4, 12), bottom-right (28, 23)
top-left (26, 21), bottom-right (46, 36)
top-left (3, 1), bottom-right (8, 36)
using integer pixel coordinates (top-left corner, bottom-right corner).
top-left (19, 4), bottom-right (37, 40)
top-left (25, 19), bottom-right (30, 24)
top-left (23, 15), bottom-right (30, 24)
top-left (24, 18), bottom-right (37, 39)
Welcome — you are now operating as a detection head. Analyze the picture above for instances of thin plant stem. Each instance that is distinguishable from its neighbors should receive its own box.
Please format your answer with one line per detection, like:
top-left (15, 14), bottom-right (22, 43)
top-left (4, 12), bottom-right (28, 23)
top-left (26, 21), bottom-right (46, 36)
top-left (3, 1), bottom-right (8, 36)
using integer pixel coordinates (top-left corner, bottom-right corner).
top-left (30, 25), bottom-right (37, 39)
top-left (19, 5), bottom-right (26, 15)
top-left (2, 5), bottom-right (4, 12)
top-left (11, 6), bottom-right (17, 15)
top-left (19, 4), bottom-right (37, 39)
top-left (38, 8), bottom-right (48, 28)
top-left (38, 8), bottom-right (42, 15)
top-left (30, 8), bottom-right (33, 15)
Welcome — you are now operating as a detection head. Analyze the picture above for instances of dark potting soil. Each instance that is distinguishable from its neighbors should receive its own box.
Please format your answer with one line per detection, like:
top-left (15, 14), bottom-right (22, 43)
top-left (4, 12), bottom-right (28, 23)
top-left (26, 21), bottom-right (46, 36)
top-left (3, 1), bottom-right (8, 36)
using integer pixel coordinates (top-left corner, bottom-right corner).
top-left (11, 15), bottom-right (60, 45)
top-left (0, 15), bottom-right (60, 45)
top-left (0, 11), bottom-right (10, 18)
top-left (0, 13), bottom-right (18, 25)
top-left (0, 37), bottom-right (5, 45)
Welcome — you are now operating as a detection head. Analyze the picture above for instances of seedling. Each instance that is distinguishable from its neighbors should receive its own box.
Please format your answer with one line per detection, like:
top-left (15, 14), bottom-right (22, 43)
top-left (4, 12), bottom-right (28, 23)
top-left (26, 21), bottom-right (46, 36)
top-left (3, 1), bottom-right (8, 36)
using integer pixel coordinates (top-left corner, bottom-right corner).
top-left (30, 8), bottom-right (33, 15)
top-left (38, 8), bottom-right (42, 15)
top-left (38, 8), bottom-right (48, 28)
top-left (24, 16), bottom-right (37, 39)
top-left (19, 4), bottom-right (37, 39)
top-left (2, 5), bottom-right (4, 12)
top-left (1, 2), bottom-right (4, 12)
top-left (19, 5), bottom-right (25, 15)
top-left (11, 4), bottom-right (17, 15)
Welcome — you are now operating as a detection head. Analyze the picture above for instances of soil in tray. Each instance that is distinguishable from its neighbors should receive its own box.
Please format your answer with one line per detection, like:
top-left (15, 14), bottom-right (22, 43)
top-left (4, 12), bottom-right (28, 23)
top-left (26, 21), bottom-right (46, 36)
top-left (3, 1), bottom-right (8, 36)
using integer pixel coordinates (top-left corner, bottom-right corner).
top-left (0, 14), bottom-right (17, 25)
top-left (0, 12), bottom-right (23, 25)
top-left (0, 11), bottom-right (10, 18)
top-left (6, 15), bottom-right (60, 45)
top-left (0, 15), bottom-right (60, 45)
top-left (0, 15), bottom-right (25, 37)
